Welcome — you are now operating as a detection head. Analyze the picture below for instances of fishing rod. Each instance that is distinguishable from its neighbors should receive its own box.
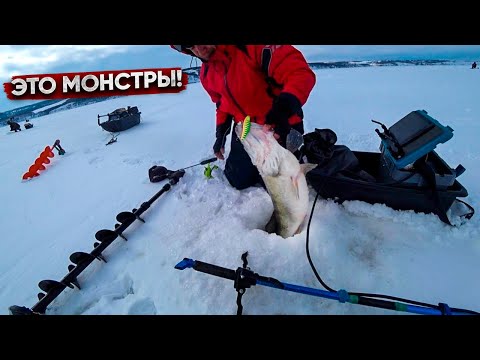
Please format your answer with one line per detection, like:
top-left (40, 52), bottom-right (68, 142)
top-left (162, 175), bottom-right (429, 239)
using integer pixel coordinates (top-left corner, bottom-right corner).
top-left (149, 157), bottom-right (217, 182)
top-left (174, 252), bottom-right (479, 316)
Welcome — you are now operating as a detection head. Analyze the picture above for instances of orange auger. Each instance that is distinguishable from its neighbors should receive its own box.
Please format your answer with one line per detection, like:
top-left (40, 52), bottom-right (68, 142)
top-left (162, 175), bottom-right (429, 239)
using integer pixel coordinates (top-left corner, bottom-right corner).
top-left (22, 140), bottom-right (66, 180)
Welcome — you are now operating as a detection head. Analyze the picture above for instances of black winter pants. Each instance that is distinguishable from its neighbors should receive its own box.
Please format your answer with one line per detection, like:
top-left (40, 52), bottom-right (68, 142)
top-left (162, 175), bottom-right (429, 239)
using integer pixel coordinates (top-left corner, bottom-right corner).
top-left (224, 129), bottom-right (262, 190)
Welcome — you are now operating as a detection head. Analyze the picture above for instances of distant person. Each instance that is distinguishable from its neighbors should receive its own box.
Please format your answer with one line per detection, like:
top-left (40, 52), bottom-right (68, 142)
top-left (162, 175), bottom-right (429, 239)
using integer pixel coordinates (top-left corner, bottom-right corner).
top-left (7, 119), bottom-right (21, 132)
top-left (472, 62), bottom-right (477, 69)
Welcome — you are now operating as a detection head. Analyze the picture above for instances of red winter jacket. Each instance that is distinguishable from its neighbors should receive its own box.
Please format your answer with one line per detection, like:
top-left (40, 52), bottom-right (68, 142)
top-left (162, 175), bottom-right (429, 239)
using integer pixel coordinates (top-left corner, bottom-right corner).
top-left (172, 45), bottom-right (316, 130)
top-left (199, 45), bottom-right (316, 129)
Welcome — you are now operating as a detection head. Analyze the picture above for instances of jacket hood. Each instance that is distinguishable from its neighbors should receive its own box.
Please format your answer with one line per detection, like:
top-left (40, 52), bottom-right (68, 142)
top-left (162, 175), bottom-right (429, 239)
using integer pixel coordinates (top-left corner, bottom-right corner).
top-left (170, 45), bottom-right (195, 57)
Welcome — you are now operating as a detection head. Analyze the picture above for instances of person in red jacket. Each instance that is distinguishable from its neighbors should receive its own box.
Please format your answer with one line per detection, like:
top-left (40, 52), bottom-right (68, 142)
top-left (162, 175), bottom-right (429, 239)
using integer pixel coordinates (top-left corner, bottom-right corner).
top-left (171, 45), bottom-right (316, 190)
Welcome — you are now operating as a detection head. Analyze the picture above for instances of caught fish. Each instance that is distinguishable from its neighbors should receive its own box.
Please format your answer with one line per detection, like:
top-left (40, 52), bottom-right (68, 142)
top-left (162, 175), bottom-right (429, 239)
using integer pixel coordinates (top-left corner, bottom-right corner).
top-left (235, 121), bottom-right (317, 238)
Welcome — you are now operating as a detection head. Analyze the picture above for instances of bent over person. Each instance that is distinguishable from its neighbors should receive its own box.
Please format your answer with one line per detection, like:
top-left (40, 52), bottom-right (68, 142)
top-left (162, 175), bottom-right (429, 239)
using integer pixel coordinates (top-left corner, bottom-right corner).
top-left (7, 119), bottom-right (21, 132)
top-left (171, 45), bottom-right (316, 190)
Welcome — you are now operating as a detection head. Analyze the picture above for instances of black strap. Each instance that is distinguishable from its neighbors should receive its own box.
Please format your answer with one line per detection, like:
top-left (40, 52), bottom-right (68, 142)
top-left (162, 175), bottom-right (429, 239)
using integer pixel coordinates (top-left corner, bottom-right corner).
top-left (414, 155), bottom-right (452, 225)
top-left (261, 48), bottom-right (283, 97)
top-left (203, 63), bottom-right (210, 78)
top-left (235, 287), bottom-right (245, 316)
top-left (261, 48), bottom-right (272, 77)
top-left (236, 45), bottom-right (282, 97)
top-left (235, 252), bottom-right (250, 316)
top-left (438, 302), bottom-right (452, 315)
top-left (414, 154), bottom-right (475, 226)
top-left (454, 198), bottom-right (475, 221)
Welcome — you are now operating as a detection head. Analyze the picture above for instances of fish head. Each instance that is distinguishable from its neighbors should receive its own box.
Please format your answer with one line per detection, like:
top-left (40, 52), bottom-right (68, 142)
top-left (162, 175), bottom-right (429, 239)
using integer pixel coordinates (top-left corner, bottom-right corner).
top-left (235, 121), bottom-right (278, 169)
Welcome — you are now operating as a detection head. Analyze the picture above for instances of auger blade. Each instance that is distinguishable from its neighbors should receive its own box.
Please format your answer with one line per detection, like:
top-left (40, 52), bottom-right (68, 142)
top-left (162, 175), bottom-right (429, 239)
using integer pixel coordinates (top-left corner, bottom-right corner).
top-left (38, 279), bottom-right (65, 293)
top-left (69, 251), bottom-right (95, 265)
top-left (94, 229), bottom-right (118, 243)
top-left (116, 211), bottom-right (136, 226)
top-left (9, 305), bottom-right (34, 315)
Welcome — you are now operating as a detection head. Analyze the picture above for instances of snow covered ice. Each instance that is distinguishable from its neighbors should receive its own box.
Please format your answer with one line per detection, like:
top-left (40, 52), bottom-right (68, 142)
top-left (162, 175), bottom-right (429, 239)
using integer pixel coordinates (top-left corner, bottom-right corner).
top-left (1, 63), bottom-right (479, 315)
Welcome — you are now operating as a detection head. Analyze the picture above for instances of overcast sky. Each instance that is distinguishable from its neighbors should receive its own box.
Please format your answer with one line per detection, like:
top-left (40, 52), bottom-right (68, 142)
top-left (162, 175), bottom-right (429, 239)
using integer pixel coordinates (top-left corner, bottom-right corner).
top-left (1, 45), bottom-right (479, 112)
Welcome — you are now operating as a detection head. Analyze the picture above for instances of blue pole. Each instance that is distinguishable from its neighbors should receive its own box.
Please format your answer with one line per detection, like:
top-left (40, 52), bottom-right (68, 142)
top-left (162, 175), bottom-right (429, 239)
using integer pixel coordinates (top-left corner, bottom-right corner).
top-left (258, 280), bottom-right (451, 315)
top-left (175, 258), bottom-right (477, 316)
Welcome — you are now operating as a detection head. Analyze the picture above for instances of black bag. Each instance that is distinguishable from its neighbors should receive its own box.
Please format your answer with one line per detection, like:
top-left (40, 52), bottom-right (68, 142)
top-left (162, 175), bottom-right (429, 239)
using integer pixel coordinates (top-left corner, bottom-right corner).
top-left (301, 128), bottom-right (376, 182)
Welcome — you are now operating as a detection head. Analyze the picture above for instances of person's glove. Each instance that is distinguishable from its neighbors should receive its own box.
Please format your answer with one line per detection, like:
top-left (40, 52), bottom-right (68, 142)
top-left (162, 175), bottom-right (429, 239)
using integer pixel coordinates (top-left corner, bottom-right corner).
top-left (265, 93), bottom-right (301, 147)
top-left (213, 133), bottom-right (227, 154)
top-left (213, 115), bottom-right (233, 159)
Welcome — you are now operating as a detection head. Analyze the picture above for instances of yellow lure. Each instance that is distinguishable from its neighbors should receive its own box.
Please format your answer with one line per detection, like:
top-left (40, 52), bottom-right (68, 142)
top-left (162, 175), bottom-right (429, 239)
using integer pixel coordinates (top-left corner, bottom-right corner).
top-left (240, 116), bottom-right (251, 140)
